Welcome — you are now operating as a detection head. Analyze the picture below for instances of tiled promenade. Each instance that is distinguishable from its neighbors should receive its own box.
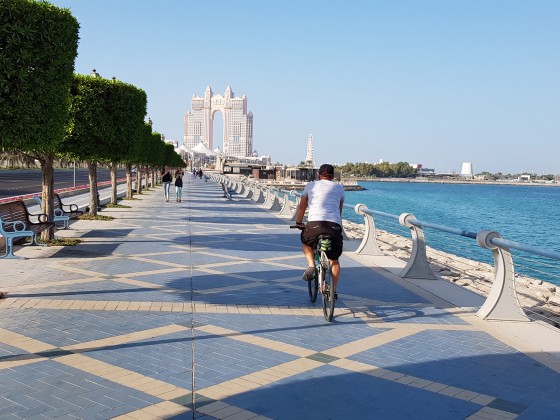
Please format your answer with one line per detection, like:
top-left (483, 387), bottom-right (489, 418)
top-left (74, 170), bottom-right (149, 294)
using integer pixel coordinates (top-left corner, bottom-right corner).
top-left (1, 176), bottom-right (560, 419)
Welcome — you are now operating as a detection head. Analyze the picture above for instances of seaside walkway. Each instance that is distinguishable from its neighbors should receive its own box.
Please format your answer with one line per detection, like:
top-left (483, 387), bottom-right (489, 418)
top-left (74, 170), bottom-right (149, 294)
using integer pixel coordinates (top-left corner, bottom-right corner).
top-left (1, 176), bottom-right (560, 419)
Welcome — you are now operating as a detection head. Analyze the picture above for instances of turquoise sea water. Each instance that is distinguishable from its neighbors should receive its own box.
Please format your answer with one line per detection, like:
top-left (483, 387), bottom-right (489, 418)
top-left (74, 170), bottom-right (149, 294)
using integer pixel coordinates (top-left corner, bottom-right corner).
top-left (342, 181), bottom-right (560, 285)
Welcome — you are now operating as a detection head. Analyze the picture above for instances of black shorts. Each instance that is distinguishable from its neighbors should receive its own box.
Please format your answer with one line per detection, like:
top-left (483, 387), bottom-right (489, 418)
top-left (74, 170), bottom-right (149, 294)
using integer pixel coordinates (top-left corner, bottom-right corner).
top-left (301, 221), bottom-right (343, 260)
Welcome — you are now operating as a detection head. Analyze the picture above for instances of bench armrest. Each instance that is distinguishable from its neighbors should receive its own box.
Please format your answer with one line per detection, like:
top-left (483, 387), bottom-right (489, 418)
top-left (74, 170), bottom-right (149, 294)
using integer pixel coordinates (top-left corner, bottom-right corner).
top-left (3, 220), bottom-right (27, 232)
top-left (32, 213), bottom-right (49, 223)
top-left (62, 203), bottom-right (79, 212)
top-left (54, 208), bottom-right (64, 217)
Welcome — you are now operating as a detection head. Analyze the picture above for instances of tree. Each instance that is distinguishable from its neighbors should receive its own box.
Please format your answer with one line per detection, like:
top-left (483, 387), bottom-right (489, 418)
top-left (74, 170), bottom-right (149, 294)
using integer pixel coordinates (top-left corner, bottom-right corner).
top-left (0, 0), bottom-right (79, 239)
top-left (62, 74), bottom-right (118, 215)
top-left (106, 80), bottom-right (147, 204)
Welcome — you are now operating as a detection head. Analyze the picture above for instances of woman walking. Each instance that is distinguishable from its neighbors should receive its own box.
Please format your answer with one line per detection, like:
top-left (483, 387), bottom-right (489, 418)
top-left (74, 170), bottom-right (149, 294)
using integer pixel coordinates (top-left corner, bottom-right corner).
top-left (162, 170), bottom-right (172, 202)
top-left (175, 173), bottom-right (183, 202)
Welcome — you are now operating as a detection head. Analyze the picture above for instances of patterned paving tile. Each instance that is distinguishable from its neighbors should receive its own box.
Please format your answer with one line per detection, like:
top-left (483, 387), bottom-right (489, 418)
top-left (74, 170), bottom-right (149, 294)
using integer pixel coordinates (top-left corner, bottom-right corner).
top-left (1, 309), bottom-right (188, 347)
top-left (0, 361), bottom-right (162, 418)
top-left (367, 304), bottom-right (469, 325)
top-left (348, 329), bottom-right (560, 406)
top-left (223, 365), bottom-right (478, 419)
top-left (1, 181), bottom-right (560, 419)
top-left (196, 314), bottom-right (382, 353)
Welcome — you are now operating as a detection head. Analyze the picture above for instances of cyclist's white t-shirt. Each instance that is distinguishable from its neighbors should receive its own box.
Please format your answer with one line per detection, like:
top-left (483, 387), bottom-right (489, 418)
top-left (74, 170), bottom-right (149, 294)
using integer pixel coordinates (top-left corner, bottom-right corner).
top-left (302, 180), bottom-right (345, 225)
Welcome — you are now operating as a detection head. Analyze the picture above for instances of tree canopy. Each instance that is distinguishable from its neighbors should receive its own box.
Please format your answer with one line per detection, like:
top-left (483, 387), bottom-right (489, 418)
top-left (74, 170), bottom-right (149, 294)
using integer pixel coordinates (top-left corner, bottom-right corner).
top-left (0, 0), bottom-right (79, 154)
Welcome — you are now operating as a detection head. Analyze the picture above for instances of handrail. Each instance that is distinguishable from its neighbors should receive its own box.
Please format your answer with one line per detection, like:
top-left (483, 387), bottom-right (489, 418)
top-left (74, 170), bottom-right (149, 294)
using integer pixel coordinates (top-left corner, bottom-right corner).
top-left (490, 237), bottom-right (560, 260)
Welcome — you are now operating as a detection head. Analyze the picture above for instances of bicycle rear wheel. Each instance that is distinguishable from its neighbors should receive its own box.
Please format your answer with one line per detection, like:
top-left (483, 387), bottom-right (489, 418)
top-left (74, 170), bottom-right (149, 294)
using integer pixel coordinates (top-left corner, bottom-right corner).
top-left (308, 266), bottom-right (318, 303)
top-left (321, 261), bottom-right (335, 322)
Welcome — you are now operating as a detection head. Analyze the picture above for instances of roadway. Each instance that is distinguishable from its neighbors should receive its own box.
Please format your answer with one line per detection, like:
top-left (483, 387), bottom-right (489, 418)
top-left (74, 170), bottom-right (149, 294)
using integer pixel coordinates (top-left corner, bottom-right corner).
top-left (0, 168), bottom-right (128, 199)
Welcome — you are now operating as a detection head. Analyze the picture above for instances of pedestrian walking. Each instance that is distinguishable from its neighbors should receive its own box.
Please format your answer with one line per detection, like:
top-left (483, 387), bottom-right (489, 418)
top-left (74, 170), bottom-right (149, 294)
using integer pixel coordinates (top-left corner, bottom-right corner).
top-left (162, 170), bottom-right (172, 202)
top-left (175, 173), bottom-right (183, 202)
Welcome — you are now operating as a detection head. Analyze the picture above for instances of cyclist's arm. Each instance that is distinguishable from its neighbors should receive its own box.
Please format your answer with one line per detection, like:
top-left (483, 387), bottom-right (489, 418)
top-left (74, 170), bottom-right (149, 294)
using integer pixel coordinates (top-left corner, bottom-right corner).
top-left (296, 195), bottom-right (308, 225)
top-left (339, 199), bottom-right (344, 216)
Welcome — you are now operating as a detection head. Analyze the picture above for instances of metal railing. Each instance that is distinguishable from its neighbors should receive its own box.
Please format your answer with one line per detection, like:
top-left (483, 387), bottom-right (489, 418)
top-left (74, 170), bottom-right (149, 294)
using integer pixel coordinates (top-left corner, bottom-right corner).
top-left (210, 174), bottom-right (560, 323)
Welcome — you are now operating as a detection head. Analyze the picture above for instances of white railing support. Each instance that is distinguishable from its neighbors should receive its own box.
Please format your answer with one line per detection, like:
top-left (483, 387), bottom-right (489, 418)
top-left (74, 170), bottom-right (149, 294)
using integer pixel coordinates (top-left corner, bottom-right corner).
top-left (278, 192), bottom-right (293, 216)
top-left (476, 230), bottom-right (530, 321)
top-left (254, 188), bottom-right (265, 204)
top-left (290, 194), bottom-right (301, 222)
top-left (399, 213), bottom-right (437, 280)
top-left (354, 204), bottom-right (383, 256)
top-left (268, 190), bottom-right (282, 211)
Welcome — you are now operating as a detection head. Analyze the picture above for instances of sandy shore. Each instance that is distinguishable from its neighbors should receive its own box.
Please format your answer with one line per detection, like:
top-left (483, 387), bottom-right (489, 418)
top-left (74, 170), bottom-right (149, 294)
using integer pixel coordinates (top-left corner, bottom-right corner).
top-left (341, 219), bottom-right (560, 327)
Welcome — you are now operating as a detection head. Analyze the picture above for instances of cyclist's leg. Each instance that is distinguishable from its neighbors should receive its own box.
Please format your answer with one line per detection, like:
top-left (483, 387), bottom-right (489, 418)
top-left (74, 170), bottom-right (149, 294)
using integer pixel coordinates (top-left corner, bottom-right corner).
top-left (300, 225), bottom-right (318, 280)
top-left (330, 259), bottom-right (340, 289)
top-left (302, 243), bottom-right (314, 267)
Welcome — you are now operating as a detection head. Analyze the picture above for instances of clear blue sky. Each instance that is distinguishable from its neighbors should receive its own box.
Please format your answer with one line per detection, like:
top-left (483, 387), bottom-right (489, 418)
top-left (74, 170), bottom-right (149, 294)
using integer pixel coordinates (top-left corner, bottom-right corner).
top-left (49, 0), bottom-right (559, 174)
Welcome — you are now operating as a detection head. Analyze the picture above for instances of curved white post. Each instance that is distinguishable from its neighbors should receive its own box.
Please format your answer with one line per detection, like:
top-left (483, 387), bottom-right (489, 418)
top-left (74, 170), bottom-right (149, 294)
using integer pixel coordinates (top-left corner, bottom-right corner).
top-left (290, 195), bottom-right (301, 221)
top-left (269, 191), bottom-right (282, 211)
top-left (354, 204), bottom-right (383, 256)
top-left (254, 188), bottom-right (265, 204)
top-left (261, 188), bottom-right (274, 207)
top-left (399, 213), bottom-right (437, 280)
top-left (278, 192), bottom-right (292, 216)
top-left (476, 230), bottom-right (529, 321)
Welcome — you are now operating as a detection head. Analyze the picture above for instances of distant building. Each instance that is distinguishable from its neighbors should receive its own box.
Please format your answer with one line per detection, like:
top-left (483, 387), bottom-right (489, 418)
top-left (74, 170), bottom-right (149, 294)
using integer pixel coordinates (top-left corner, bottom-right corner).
top-left (305, 134), bottom-right (314, 167)
top-left (461, 162), bottom-right (474, 178)
top-left (411, 163), bottom-right (435, 176)
top-left (184, 86), bottom-right (254, 157)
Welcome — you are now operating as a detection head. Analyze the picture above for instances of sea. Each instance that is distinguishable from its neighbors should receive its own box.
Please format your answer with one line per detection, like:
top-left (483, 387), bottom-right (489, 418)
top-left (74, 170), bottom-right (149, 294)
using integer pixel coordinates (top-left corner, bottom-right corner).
top-left (342, 181), bottom-right (560, 286)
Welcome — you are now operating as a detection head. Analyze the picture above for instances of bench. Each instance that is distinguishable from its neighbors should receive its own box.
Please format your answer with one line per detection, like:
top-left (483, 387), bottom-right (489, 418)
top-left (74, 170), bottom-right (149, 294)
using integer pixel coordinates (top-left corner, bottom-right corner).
top-left (0, 200), bottom-right (55, 259)
top-left (34, 193), bottom-right (83, 229)
top-left (221, 183), bottom-right (233, 200)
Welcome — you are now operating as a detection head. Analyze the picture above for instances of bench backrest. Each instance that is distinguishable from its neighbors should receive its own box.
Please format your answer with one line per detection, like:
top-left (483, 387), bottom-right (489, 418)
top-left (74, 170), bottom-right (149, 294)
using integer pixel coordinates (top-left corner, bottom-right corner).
top-left (0, 200), bottom-right (31, 225)
top-left (53, 193), bottom-right (64, 210)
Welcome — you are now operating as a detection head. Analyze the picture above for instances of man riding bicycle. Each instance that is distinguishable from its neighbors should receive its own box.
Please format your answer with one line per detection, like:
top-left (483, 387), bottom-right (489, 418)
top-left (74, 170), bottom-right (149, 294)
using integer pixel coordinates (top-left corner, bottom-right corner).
top-left (295, 163), bottom-right (345, 290)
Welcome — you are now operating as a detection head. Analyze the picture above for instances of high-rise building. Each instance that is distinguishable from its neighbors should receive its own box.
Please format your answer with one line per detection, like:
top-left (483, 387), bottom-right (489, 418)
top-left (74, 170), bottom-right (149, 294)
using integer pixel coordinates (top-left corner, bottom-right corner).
top-left (461, 162), bottom-right (474, 178)
top-left (305, 134), bottom-right (314, 167)
top-left (184, 86), bottom-right (253, 157)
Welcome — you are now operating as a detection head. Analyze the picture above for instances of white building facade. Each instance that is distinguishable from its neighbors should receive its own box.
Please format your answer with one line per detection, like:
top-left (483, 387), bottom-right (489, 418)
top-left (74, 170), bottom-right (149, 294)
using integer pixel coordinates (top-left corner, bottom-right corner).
top-left (183, 86), bottom-right (254, 157)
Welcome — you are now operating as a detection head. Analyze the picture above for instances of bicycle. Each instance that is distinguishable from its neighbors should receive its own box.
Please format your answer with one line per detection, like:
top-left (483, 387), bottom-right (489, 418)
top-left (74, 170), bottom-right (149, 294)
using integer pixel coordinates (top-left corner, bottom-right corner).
top-left (291, 226), bottom-right (336, 321)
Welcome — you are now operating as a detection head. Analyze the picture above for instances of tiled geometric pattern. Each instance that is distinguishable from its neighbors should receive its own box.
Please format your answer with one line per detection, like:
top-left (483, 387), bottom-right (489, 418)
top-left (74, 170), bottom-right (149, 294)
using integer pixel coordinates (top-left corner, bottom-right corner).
top-left (1, 178), bottom-right (560, 419)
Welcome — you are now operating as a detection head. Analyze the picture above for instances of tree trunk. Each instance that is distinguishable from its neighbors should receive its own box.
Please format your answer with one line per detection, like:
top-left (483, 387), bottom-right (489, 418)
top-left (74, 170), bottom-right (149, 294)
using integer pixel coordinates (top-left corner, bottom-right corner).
top-left (151, 168), bottom-right (156, 188)
top-left (40, 153), bottom-right (55, 241)
top-left (110, 161), bottom-right (118, 205)
top-left (87, 160), bottom-right (98, 215)
top-left (126, 163), bottom-right (133, 199)
top-left (136, 165), bottom-right (142, 194)
top-left (144, 165), bottom-right (150, 190)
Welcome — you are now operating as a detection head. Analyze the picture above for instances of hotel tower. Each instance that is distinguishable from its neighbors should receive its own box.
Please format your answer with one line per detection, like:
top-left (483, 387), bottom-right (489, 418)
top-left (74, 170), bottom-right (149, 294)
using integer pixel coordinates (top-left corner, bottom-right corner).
top-left (183, 86), bottom-right (254, 157)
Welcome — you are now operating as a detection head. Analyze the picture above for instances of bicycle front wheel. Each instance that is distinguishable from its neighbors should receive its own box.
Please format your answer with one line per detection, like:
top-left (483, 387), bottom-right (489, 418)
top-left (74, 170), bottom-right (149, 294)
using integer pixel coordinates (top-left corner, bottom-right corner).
top-left (321, 263), bottom-right (335, 322)
top-left (308, 267), bottom-right (318, 303)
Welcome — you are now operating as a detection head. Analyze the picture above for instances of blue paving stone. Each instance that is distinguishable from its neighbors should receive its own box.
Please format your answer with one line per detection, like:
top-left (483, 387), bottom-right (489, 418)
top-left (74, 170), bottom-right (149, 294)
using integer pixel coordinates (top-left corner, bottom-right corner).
top-left (224, 365), bottom-right (478, 419)
top-left (192, 329), bottom-right (298, 387)
top-left (0, 343), bottom-right (29, 360)
top-left (1, 309), bottom-right (188, 347)
top-left (64, 257), bottom-right (171, 276)
top-left (349, 329), bottom-right (560, 408)
top-left (367, 303), bottom-right (468, 325)
top-left (196, 313), bottom-right (385, 353)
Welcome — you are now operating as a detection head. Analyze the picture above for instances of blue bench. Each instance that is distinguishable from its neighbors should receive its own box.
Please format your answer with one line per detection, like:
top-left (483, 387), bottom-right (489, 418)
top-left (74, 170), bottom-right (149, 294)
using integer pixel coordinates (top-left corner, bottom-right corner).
top-left (34, 193), bottom-right (83, 229)
top-left (0, 200), bottom-right (55, 258)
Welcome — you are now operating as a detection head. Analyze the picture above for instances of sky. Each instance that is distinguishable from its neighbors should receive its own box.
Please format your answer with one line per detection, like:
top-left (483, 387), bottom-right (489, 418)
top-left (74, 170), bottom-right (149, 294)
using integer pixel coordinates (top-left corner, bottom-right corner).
top-left (48, 0), bottom-right (560, 174)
